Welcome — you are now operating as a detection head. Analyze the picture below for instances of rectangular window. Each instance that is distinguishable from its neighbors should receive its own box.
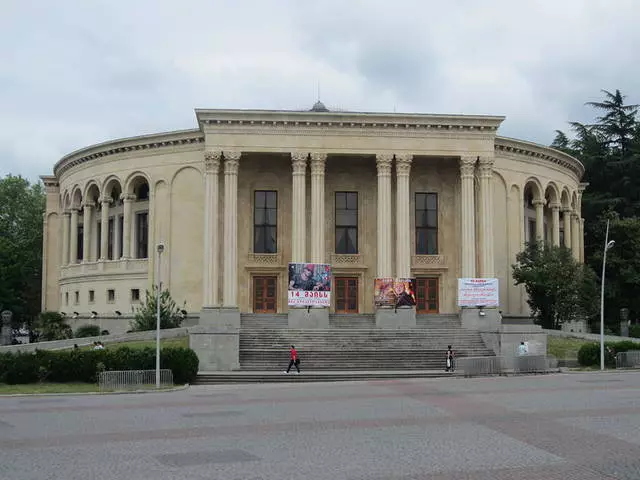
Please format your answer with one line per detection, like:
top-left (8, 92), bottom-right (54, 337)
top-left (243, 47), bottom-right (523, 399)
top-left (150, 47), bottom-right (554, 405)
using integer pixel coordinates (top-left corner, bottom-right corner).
top-left (89, 290), bottom-right (95, 303)
top-left (131, 288), bottom-right (140, 302)
top-left (528, 219), bottom-right (536, 243)
top-left (118, 215), bottom-right (124, 259)
top-left (108, 218), bottom-right (114, 260)
top-left (136, 212), bottom-right (149, 259)
top-left (415, 193), bottom-right (438, 255)
top-left (107, 289), bottom-right (115, 303)
top-left (74, 291), bottom-right (79, 305)
top-left (77, 224), bottom-right (84, 262)
top-left (65, 292), bottom-right (69, 306)
top-left (96, 221), bottom-right (102, 260)
top-left (335, 192), bottom-right (358, 254)
top-left (253, 191), bottom-right (277, 253)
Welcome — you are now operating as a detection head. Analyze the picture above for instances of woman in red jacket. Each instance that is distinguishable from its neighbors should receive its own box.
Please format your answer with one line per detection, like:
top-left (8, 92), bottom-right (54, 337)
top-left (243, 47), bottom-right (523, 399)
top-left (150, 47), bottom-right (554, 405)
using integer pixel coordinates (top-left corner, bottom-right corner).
top-left (284, 345), bottom-right (300, 374)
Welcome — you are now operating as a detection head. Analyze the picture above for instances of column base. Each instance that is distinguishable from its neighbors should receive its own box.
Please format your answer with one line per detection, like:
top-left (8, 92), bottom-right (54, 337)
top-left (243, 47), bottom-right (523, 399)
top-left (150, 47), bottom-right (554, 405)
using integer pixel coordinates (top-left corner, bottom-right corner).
top-left (375, 307), bottom-right (416, 328)
top-left (288, 308), bottom-right (329, 328)
top-left (189, 307), bottom-right (240, 371)
top-left (460, 307), bottom-right (501, 331)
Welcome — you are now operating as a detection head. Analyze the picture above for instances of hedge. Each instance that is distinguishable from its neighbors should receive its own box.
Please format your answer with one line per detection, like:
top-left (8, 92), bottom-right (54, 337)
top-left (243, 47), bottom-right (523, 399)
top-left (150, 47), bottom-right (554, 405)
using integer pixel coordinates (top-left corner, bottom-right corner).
top-left (0, 346), bottom-right (199, 385)
top-left (577, 341), bottom-right (640, 367)
top-left (74, 324), bottom-right (101, 338)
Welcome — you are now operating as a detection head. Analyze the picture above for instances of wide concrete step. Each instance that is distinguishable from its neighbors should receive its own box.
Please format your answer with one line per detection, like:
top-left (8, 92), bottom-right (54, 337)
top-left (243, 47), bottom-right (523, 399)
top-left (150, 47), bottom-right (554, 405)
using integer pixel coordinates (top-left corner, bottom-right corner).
top-left (193, 370), bottom-right (455, 384)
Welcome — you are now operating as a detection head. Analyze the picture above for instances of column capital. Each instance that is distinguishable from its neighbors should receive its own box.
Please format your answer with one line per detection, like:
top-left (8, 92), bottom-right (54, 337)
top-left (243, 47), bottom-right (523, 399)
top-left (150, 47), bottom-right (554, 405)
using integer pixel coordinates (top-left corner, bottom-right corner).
top-left (120, 193), bottom-right (136, 203)
top-left (532, 199), bottom-right (546, 207)
top-left (459, 155), bottom-right (477, 178)
top-left (549, 202), bottom-right (561, 211)
top-left (291, 152), bottom-right (308, 175)
top-left (81, 201), bottom-right (95, 209)
top-left (204, 150), bottom-right (221, 173)
top-left (223, 150), bottom-right (241, 161)
top-left (395, 154), bottom-right (412, 176)
top-left (578, 182), bottom-right (589, 193)
top-left (99, 196), bottom-right (112, 206)
top-left (562, 206), bottom-right (573, 214)
top-left (477, 156), bottom-right (494, 179)
top-left (62, 209), bottom-right (72, 216)
top-left (376, 153), bottom-right (393, 176)
top-left (223, 154), bottom-right (240, 175)
top-left (310, 152), bottom-right (326, 175)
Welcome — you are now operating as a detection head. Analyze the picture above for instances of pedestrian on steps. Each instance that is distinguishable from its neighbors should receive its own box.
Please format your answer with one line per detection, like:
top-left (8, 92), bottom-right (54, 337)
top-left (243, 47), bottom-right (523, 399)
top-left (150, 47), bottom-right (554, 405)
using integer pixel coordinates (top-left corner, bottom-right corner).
top-left (284, 345), bottom-right (300, 374)
top-left (445, 345), bottom-right (455, 372)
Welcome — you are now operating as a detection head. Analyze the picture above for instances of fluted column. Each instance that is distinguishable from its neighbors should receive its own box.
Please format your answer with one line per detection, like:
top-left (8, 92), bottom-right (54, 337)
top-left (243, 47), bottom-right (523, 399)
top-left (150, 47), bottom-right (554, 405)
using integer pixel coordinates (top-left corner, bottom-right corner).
top-left (203, 151), bottom-right (221, 307)
top-left (478, 156), bottom-right (495, 277)
top-left (82, 202), bottom-right (93, 262)
top-left (61, 211), bottom-right (70, 265)
top-left (550, 203), bottom-right (561, 247)
top-left (533, 200), bottom-right (545, 243)
top-left (69, 208), bottom-right (79, 264)
top-left (395, 154), bottom-right (412, 277)
top-left (376, 154), bottom-right (393, 278)
top-left (563, 208), bottom-right (572, 249)
top-left (121, 194), bottom-right (135, 259)
top-left (99, 198), bottom-right (111, 260)
top-left (460, 156), bottom-right (476, 278)
top-left (571, 213), bottom-right (580, 260)
top-left (310, 152), bottom-right (327, 263)
top-left (223, 151), bottom-right (241, 307)
top-left (291, 152), bottom-right (308, 263)
top-left (579, 218), bottom-right (585, 262)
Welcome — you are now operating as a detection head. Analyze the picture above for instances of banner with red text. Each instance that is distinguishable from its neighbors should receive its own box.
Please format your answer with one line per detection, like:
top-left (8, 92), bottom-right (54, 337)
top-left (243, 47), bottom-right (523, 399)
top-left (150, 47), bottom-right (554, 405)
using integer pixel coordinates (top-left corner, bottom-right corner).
top-left (288, 263), bottom-right (332, 306)
top-left (457, 278), bottom-right (499, 307)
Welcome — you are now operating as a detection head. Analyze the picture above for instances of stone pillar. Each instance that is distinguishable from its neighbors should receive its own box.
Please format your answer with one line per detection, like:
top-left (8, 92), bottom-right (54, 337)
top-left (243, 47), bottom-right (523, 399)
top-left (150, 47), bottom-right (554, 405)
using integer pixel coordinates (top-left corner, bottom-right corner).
top-left (571, 213), bottom-right (580, 260)
top-left (61, 210), bottom-right (70, 265)
top-left (82, 202), bottom-right (93, 262)
top-left (310, 152), bottom-right (327, 263)
top-left (550, 203), bottom-right (561, 247)
top-left (203, 151), bottom-right (221, 307)
top-left (121, 194), bottom-right (135, 259)
top-left (376, 154), bottom-right (393, 278)
top-left (69, 208), bottom-right (79, 264)
top-left (291, 152), bottom-right (308, 263)
top-left (114, 210), bottom-right (122, 259)
top-left (460, 156), bottom-right (476, 278)
top-left (478, 156), bottom-right (495, 277)
top-left (563, 208), bottom-right (572, 249)
top-left (533, 200), bottom-right (545, 243)
top-left (579, 218), bottom-right (585, 262)
top-left (395, 154), bottom-right (412, 277)
top-left (99, 198), bottom-right (111, 260)
top-left (223, 151), bottom-right (241, 307)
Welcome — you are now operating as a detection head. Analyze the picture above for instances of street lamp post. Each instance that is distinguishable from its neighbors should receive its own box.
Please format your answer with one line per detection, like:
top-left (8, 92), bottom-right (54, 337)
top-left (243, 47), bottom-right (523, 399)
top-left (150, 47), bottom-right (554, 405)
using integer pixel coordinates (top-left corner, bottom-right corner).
top-left (600, 220), bottom-right (615, 371)
top-left (156, 243), bottom-right (165, 388)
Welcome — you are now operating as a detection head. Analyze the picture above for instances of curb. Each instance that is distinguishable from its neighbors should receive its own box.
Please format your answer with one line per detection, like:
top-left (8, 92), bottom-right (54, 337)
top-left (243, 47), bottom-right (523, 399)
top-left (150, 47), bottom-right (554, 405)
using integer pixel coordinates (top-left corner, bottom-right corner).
top-left (0, 383), bottom-right (190, 398)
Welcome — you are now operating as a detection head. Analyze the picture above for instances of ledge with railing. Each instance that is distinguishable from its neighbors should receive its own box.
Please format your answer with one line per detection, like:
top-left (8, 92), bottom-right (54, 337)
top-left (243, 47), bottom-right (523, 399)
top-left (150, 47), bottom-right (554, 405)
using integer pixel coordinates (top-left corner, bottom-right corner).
top-left (60, 258), bottom-right (149, 279)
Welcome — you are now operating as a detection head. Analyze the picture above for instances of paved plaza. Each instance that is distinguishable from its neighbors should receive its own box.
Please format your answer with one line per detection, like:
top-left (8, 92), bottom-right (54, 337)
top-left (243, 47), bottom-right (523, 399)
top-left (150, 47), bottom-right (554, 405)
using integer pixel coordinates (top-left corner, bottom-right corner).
top-left (1, 372), bottom-right (639, 479)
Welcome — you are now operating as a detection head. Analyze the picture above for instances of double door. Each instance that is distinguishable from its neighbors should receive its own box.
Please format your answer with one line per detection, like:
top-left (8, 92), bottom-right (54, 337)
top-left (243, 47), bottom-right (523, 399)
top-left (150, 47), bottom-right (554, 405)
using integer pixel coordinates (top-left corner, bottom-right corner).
top-left (253, 276), bottom-right (277, 313)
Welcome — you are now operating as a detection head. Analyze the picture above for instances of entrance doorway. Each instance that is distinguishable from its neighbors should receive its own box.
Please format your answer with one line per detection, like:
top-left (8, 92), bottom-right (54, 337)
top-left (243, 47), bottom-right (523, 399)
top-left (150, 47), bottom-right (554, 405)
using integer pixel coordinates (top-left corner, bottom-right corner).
top-left (416, 278), bottom-right (439, 313)
top-left (253, 276), bottom-right (277, 313)
top-left (335, 277), bottom-right (358, 313)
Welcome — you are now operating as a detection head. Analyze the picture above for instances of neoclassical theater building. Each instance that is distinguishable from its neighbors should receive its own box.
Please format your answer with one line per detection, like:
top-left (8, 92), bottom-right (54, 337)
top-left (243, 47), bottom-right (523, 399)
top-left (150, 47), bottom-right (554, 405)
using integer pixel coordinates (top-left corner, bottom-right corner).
top-left (41, 103), bottom-right (585, 333)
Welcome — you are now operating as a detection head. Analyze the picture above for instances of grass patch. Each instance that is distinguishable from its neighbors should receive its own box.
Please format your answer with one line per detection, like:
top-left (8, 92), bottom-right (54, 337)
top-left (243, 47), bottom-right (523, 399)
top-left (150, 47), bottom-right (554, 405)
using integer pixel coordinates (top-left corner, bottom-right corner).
top-left (0, 383), bottom-right (99, 395)
top-left (547, 335), bottom-right (592, 360)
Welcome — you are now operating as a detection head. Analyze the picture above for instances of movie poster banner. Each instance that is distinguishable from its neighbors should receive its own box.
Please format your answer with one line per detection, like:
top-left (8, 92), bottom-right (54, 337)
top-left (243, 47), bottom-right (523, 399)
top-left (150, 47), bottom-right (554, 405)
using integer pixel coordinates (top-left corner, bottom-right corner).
top-left (457, 278), bottom-right (499, 307)
top-left (288, 263), bottom-right (332, 306)
top-left (374, 278), bottom-right (417, 308)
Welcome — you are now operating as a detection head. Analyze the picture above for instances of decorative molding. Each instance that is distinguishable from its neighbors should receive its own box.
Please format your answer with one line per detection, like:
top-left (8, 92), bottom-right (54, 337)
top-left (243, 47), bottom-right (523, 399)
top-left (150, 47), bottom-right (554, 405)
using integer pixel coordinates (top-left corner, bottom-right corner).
top-left (204, 150), bottom-right (221, 173)
top-left (120, 193), bottom-right (135, 202)
top-left (477, 156), bottom-right (494, 179)
top-left (459, 155), bottom-right (477, 178)
top-left (223, 152), bottom-right (240, 175)
top-left (395, 154), bottom-right (412, 176)
top-left (81, 201), bottom-right (95, 209)
top-left (291, 152), bottom-right (308, 175)
top-left (247, 253), bottom-right (282, 265)
top-left (330, 254), bottom-right (363, 265)
top-left (310, 152), bottom-right (327, 175)
top-left (60, 259), bottom-right (148, 280)
top-left (100, 197), bottom-right (112, 206)
top-left (376, 153), bottom-right (393, 176)
top-left (411, 255), bottom-right (448, 272)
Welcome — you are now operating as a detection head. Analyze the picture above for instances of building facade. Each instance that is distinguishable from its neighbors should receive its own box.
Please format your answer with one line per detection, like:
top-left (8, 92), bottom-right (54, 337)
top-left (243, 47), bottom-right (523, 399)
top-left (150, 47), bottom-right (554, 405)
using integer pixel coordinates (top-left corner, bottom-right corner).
top-left (41, 105), bottom-right (585, 332)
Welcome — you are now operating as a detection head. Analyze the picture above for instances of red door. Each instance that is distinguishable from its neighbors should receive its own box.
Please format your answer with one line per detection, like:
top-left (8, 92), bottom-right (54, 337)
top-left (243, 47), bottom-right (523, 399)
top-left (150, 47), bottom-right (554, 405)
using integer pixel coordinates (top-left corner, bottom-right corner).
top-left (335, 277), bottom-right (358, 313)
top-left (253, 276), bottom-right (277, 313)
top-left (416, 278), bottom-right (439, 313)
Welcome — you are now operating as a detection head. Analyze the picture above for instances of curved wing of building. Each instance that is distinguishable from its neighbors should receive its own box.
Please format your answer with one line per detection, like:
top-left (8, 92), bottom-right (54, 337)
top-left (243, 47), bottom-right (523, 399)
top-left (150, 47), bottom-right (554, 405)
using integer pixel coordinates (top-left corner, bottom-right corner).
top-left (40, 107), bottom-right (585, 334)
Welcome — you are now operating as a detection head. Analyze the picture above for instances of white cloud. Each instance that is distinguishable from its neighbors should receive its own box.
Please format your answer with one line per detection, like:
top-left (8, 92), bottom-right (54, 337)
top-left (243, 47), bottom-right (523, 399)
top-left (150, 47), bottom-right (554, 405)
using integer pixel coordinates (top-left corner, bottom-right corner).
top-left (1, 0), bottom-right (639, 181)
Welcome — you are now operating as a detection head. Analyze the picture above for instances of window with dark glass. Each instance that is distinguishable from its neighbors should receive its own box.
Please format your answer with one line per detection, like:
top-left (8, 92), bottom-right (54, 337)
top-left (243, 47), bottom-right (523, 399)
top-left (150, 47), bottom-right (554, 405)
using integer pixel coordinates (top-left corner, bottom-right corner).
top-left (415, 193), bottom-right (438, 255)
top-left (136, 212), bottom-right (149, 259)
top-left (254, 191), bottom-right (277, 253)
top-left (118, 216), bottom-right (124, 258)
top-left (335, 192), bottom-right (358, 254)
top-left (77, 224), bottom-right (84, 261)
top-left (96, 221), bottom-right (102, 260)
top-left (108, 218), bottom-right (114, 260)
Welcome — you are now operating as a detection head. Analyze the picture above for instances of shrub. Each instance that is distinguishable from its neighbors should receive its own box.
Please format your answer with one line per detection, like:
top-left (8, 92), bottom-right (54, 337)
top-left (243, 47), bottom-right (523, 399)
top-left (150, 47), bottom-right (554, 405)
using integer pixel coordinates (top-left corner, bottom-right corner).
top-left (75, 324), bottom-right (101, 338)
top-left (577, 340), bottom-right (640, 367)
top-left (630, 325), bottom-right (640, 339)
top-left (131, 286), bottom-right (186, 331)
top-left (0, 346), bottom-right (199, 385)
top-left (34, 312), bottom-right (73, 341)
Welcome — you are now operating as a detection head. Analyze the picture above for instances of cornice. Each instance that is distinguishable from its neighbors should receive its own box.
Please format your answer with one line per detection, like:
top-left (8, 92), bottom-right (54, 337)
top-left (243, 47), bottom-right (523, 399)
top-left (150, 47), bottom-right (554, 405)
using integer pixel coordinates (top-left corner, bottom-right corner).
top-left (53, 129), bottom-right (204, 178)
top-left (495, 136), bottom-right (584, 179)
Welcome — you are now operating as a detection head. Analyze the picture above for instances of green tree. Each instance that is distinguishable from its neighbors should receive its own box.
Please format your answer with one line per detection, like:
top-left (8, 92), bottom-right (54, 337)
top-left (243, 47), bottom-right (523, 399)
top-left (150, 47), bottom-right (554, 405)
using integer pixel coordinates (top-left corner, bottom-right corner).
top-left (33, 311), bottom-right (73, 341)
top-left (0, 175), bottom-right (45, 329)
top-left (512, 242), bottom-right (599, 330)
top-left (131, 286), bottom-right (185, 331)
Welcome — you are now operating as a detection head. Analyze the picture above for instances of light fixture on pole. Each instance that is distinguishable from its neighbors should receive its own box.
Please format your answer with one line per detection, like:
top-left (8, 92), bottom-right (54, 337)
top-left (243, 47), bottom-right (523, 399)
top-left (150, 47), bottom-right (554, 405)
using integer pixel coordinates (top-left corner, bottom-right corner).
top-left (156, 242), bottom-right (165, 388)
top-left (600, 219), bottom-right (615, 371)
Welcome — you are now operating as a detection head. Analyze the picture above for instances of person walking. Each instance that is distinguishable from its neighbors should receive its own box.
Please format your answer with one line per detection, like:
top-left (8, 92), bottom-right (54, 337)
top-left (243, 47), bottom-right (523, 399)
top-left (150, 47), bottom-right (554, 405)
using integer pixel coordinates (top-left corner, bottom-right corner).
top-left (284, 345), bottom-right (300, 374)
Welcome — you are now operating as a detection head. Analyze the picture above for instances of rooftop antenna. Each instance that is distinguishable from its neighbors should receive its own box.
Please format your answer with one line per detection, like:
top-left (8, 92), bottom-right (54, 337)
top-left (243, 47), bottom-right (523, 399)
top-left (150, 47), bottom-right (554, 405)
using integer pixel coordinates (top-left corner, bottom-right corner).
top-left (317, 82), bottom-right (321, 102)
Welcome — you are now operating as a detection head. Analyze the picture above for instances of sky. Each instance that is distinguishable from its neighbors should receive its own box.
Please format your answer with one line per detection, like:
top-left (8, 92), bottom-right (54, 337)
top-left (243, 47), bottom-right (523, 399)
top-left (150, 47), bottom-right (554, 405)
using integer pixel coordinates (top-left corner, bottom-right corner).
top-left (1, 0), bottom-right (639, 182)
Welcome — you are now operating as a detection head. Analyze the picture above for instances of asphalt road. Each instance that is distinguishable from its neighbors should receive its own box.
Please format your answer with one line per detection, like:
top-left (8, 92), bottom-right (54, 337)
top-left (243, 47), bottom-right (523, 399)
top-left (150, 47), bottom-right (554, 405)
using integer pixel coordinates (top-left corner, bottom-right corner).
top-left (1, 372), bottom-right (639, 479)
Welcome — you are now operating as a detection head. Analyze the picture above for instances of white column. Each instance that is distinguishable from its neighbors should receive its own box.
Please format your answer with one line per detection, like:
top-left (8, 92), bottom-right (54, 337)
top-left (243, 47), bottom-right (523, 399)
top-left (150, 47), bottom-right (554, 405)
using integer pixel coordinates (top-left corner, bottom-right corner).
top-left (534, 200), bottom-right (545, 243)
top-left (69, 208), bottom-right (79, 264)
top-left (82, 202), bottom-right (93, 262)
top-left (563, 208), bottom-right (572, 249)
top-left (579, 218), bottom-right (585, 262)
top-left (310, 152), bottom-right (327, 263)
top-left (550, 203), bottom-right (561, 247)
top-left (460, 155), bottom-right (476, 278)
top-left (61, 211), bottom-right (70, 265)
top-left (395, 154), bottom-right (412, 277)
top-left (571, 213), bottom-right (580, 260)
top-left (99, 198), bottom-right (111, 260)
top-left (121, 194), bottom-right (134, 259)
top-left (477, 156), bottom-right (495, 277)
top-left (376, 153), bottom-right (393, 278)
top-left (203, 150), bottom-right (221, 307)
top-left (223, 151), bottom-right (241, 307)
top-left (114, 211), bottom-right (122, 259)
top-left (291, 152), bottom-right (308, 263)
